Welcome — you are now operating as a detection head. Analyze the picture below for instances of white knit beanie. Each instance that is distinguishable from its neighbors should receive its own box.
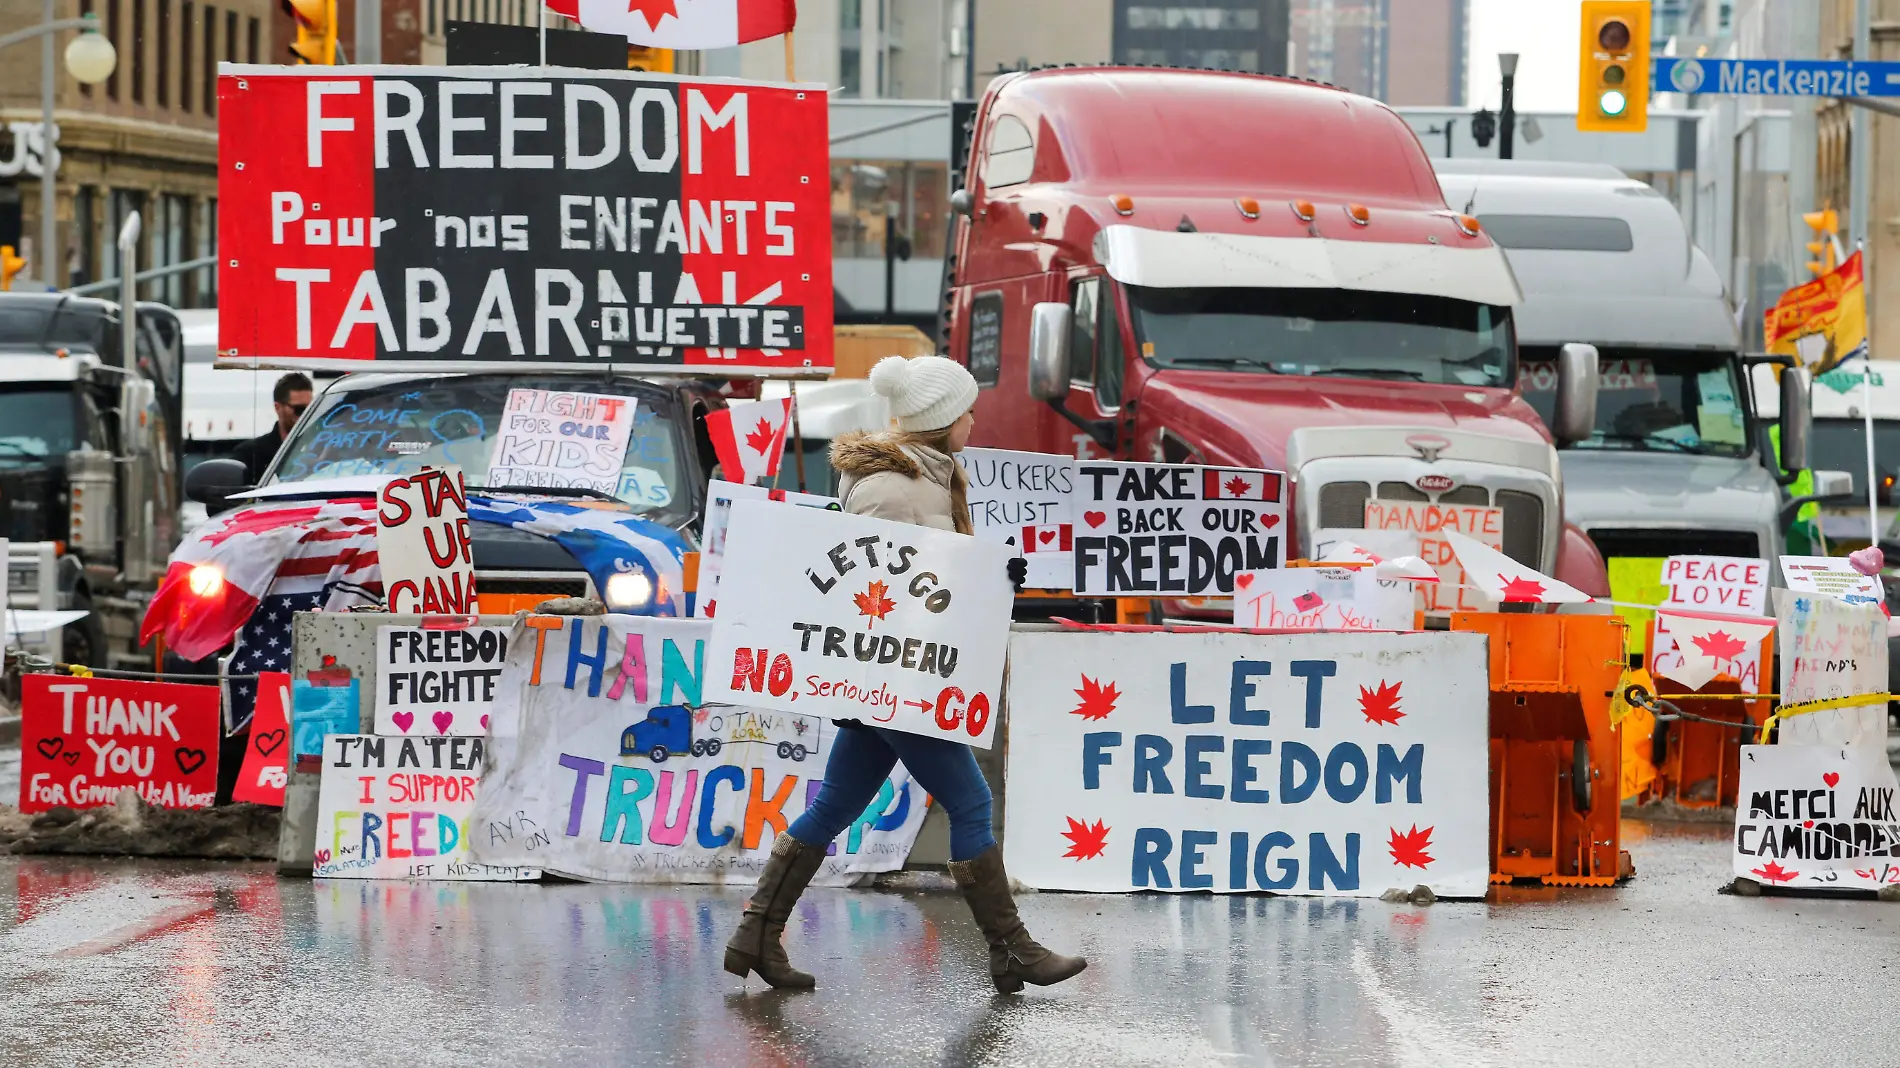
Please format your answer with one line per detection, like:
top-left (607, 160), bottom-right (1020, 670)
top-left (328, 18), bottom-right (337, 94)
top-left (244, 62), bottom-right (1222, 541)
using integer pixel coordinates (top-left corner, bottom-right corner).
top-left (868, 355), bottom-right (980, 433)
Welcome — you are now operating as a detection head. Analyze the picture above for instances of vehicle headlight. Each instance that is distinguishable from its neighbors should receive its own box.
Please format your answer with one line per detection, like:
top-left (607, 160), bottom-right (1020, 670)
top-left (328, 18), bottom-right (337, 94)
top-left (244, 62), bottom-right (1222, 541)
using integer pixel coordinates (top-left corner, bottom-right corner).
top-left (188, 564), bottom-right (225, 597)
top-left (604, 572), bottom-right (652, 608)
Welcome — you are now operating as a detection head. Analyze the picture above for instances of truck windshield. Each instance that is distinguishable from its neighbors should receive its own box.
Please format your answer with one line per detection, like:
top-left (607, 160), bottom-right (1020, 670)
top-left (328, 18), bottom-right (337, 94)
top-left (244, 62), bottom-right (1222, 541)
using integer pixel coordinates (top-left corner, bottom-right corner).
top-left (1129, 285), bottom-right (1514, 387)
top-left (0, 386), bottom-right (77, 466)
top-left (269, 375), bottom-right (685, 520)
top-left (1811, 418), bottom-right (1900, 498)
top-left (0, 300), bottom-right (110, 354)
top-left (1520, 348), bottom-right (1750, 457)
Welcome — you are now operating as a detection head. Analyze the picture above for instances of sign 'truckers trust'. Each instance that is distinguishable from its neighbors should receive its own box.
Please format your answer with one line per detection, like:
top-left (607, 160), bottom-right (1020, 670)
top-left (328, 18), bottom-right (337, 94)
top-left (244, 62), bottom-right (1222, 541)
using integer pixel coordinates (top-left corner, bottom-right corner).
top-left (216, 66), bottom-right (832, 376)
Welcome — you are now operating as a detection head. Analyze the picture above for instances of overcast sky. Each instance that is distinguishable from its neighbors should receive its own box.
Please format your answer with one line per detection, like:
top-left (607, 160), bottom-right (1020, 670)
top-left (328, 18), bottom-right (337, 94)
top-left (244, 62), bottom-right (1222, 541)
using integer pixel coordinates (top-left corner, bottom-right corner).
top-left (1466, 0), bottom-right (1581, 111)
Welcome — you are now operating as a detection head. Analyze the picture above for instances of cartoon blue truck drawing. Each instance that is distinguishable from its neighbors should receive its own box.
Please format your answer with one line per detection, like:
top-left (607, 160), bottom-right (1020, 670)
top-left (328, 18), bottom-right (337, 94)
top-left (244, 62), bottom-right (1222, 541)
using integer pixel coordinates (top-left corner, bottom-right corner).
top-left (621, 704), bottom-right (696, 762)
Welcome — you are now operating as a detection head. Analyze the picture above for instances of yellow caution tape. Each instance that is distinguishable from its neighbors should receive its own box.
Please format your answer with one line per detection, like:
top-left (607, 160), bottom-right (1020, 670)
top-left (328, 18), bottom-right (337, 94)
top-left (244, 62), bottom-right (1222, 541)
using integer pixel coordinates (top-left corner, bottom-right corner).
top-left (1759, 693), bottom-right (1894, 743)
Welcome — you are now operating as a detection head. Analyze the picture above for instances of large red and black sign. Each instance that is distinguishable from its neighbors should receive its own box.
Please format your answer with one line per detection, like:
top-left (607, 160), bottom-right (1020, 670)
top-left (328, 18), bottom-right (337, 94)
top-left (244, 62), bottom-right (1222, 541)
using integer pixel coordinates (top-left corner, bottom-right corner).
top-left (217, 67), bottom-right (832, 377)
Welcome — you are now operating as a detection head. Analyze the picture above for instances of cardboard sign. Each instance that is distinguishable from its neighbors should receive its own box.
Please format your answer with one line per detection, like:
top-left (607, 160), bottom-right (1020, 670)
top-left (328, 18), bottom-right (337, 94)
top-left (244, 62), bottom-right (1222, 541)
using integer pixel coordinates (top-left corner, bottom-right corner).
top-left (1232, 567), bottom-right (1413, 631)
top-left (377, 466), bottom-right (477, 614)
top-left (1733, 743), bottom-right (1900, 890)
top-left (1780, 555), bottom-right (1885, 605)
top-left (1661, 555), bottom-right (1769, 615)
top-left (1072, 462), bottom-right (1287, 596)
top-left (375, 625), bottom-right (510, 736)
top-left (1362, 501), bottom-right (1503, 614)
top-left (483, 389), bottom-right (638, 494)
top-left (20, 675), bottom-right (221, 813)
top-left (705, 501), bottom-right (1014, 746)
top-left (470, 615), bottom-right (929, 883)
top-left (696, 479), bottom-right (839, 617)
top-left (1001, 630), bottom-right (1491, 897)
top-left (232, 671), bottom-right (292, 806)
top-left (314, 733), bottom-right (536, 881)
top-left (215, 68), bottom-right (833, 377)
top-left (1775, 590), bottom-right (1888, 746)
top-left (957, 448), bottom-right (1077, 590)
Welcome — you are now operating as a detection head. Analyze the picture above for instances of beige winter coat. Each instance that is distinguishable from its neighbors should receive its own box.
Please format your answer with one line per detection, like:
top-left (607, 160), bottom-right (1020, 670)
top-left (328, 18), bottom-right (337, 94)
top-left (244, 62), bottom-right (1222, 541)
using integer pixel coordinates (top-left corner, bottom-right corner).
top-left (829, 432), bottom-right (968, 533)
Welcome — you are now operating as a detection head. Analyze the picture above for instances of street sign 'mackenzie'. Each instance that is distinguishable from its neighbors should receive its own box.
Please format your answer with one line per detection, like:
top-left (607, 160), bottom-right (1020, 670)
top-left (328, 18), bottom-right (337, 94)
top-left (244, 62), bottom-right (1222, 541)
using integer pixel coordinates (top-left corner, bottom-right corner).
top-left (215, 65), bottom-right (832, 377)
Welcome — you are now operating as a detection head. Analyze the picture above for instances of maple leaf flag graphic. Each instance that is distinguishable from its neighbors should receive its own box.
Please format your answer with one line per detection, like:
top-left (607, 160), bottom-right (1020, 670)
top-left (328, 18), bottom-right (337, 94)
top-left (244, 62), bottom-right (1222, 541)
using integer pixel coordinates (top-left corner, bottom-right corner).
top-left (548, 0), bottom-right (796, 48)
top-left (1388, 825), bottom-right (1435, 869)
top-left (1444, 531), bottom-right (1592, 604)
top-left (1656, 611), bottom-right (1774, 690)
top-left (704, 398), bottom-right (792, 485)
top-left (1071, 675), bottom-right (1120, 720)
top-left (853, 580), bottom-right (896, 626)
top-left (624, 0), bottom-right (678, 29)
top-left (1061, 817), bottom-right (1110, 860)
top-left (1200, 469), bottom-right (1281, 501)
top-left (743, 418), bottom-right (777, 456)
top-left (1690, 629), bottom-right (1748, 661)
top-left (1497, 575), bottom-right (1547, 602)
top-left (1751, 859), bottom-right (1799, 884)
top-left (1359, 681), bottom-right (1404, 725)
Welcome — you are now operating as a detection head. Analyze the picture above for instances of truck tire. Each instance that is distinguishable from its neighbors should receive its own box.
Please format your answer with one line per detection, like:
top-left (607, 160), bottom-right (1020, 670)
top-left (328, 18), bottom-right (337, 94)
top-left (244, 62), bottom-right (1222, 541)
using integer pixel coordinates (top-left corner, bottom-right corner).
top-left (1571, 740), bottom-right (1593, 814)
top-left (776, 741), bottom-right (793, 759)
top-left (704, 739), bottom-right (722, 757)
top-left (648, 745), bottom-right (669, 763)
top-left (690, 738), bottom-right (706, 757)
top-left (791, 744), bottom-right (808, 761)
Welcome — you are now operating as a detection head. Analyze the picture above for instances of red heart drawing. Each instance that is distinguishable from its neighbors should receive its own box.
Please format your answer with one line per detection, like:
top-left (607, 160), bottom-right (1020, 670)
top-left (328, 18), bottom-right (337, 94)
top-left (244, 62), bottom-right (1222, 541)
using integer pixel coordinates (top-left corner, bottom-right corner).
top-left (1261, 514), bottom-right (1281, 529)
top-left (1824, 772), bottom-right (1841, 788)
top-left (704, 601), bottom-right (717, 618)
top-left (1039, 530), bottom-right (1056, 545)
top-left (480, 714), bottom-right (490, 730)
top-left (254, 729), bottom-right (285, 757)
top-left (432, 710), bottom-right (455, 734)
top-left (1804, 820), bottom-right (1815, 828)
top-left (1084, 511), bottom-right (1107, 529)
top-left (1235, 573), bottom-right (1254, 590)
top-left (391, 711), bottom-right (415, 733)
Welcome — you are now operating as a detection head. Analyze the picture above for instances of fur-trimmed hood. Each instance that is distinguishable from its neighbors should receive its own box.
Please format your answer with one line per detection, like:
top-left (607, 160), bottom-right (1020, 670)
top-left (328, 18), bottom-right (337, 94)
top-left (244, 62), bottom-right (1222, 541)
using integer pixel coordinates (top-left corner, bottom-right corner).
top-left (829, 431), bottom-right (954, 487)
top-left (828, 431), bottom-right (964, 533)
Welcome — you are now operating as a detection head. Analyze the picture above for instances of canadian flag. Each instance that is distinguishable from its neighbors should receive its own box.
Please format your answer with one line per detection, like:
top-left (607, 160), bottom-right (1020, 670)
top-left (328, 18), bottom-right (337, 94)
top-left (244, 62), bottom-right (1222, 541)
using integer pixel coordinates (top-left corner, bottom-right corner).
top-left (1202, 469), bottom-right (1282, 502)
top-left (706, 397), bottom-right (793, 486)
top-left (1445, 531), bottom-right (1593, 604)
top-left (545, 0), bottom-right (795, 48)
top-left (1657, 610), bottom-right (1775, 690)
top-left (1020, 524), bottom-right (1073, 552)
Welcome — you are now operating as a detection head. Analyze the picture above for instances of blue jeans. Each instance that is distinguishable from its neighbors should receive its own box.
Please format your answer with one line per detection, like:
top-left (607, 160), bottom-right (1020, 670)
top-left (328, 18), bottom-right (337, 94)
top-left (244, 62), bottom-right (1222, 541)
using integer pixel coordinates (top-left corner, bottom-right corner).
top-left (787, 726), bottom-right (997, 862)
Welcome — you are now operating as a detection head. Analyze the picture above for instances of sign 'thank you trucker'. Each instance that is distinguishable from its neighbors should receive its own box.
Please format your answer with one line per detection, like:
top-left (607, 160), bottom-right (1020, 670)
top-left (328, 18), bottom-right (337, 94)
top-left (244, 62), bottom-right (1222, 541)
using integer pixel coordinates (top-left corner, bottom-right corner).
top-left (216, 67), bottom-right (832, 376)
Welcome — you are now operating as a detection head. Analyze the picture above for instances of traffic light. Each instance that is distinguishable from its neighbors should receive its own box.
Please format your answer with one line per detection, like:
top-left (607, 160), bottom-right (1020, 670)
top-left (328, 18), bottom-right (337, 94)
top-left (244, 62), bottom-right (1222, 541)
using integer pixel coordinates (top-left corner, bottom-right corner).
top-left (628, 46), bottom-right (673, 73)
top-left (0, 245), bottom-right (24, 291)
top-left (1804, 206), bottom-right (1841, 277)
top-left (282, 0), bottom-right (336, 64)
top-left (1577, 1), bottom-right (1650, 132)
top-left (1470, 108), bottom-right (1497, 148)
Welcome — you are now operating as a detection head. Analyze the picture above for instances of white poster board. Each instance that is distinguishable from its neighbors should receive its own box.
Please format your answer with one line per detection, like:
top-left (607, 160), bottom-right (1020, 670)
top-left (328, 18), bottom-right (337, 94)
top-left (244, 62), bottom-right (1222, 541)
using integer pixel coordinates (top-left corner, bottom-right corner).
top-left (484, 389), bottom-right (638, 494)
top-left (1661, 555), bottom-right (1770, 614)
top-left (696, 479), bottom-right (839, 617)
top-left (957, 447), bottom-right (1077, 589)
top-left (1232, 567), bottom-right (1414, 631)
top-left (376, 466), bottom-right (478, 614)
top-left (470, 615), bottom-right (929, 884)
top-left (1072, 462), bottom-right (1287, 596)
top-left (1780, 555), bottom-right (1885, 605)
top-left (374, 625), bottom-right (511, 736)
top-left (1775, 590), bottom-right (1889, 746)
top-left (1001, 630), bottom-right (1492, 897)
top-left (314, 733), bottom-right (536, 881)
top-left (1733, 743), bottom-right (1900, 890)
top-left (705, 501), bottom-right (1014, 747)
top-left (1362, 501), bottom-right (1502, 614)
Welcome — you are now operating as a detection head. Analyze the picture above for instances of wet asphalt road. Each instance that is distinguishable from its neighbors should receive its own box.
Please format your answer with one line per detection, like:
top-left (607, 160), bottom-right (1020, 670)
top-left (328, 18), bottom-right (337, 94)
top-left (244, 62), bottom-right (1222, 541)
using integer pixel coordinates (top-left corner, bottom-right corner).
top-left (0, 820), bottom-right (1893, 1068)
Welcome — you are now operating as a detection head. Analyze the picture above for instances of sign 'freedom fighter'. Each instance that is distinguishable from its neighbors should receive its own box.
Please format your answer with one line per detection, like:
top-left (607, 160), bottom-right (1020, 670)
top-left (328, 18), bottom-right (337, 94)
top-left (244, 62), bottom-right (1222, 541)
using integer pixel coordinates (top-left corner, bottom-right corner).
top-left (215, 66), bottom-right (832, 376)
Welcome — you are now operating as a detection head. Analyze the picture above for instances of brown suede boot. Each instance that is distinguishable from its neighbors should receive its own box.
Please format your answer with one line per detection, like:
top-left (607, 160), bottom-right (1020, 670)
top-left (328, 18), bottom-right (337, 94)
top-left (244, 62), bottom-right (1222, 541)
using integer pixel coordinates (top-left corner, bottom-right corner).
top-left (948, 845), bottom-right (1087, 993)
top-left (724, 833), bottom-right (827, 988)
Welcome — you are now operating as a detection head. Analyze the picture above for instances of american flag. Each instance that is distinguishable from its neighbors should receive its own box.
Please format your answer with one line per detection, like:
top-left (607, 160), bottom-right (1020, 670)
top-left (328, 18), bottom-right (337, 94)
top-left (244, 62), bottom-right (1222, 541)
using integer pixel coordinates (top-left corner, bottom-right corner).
top-left (226, 591), bottom-right (325, 733)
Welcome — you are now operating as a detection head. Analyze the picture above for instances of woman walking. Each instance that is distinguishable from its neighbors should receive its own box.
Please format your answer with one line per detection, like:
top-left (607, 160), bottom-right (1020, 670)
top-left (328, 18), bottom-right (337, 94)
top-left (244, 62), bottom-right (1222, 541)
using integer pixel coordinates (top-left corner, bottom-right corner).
top-left (723, 354), bottom-right (1087, 994)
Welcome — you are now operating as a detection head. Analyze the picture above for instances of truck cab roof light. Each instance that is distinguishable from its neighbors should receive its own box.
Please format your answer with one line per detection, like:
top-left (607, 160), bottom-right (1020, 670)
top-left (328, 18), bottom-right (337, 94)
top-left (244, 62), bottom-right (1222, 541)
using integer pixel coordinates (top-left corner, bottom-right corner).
top-left (1111, 194), bottom-right (1135, 216)
top-left (1235, 197), bottom-right (1260, 220)
top-left (1455, 214), bottom-right (1482, 237)
top-left (1345, 203), bottom-right (1371, 226)
top-left (1289, 200), bottom-right (1316, 223)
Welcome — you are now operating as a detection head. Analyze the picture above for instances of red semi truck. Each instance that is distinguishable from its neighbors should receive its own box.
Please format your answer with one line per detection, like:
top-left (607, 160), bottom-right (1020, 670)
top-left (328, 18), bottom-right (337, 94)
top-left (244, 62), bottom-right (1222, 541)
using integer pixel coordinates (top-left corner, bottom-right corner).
top-left (942, 66), bottom-right (1610, 612)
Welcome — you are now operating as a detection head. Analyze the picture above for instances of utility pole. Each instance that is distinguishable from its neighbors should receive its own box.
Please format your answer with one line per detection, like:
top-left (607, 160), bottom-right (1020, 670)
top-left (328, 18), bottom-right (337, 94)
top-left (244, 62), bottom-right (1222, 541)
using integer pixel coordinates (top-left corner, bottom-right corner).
top-left (356, 0), bottom-right (381, 63)
top-left (40, 0), bottom-right (54, 287)
top-left (1851, 0), bottom-right (1870, 249)
top-left (1499, 52), bottom-right (1519, 160)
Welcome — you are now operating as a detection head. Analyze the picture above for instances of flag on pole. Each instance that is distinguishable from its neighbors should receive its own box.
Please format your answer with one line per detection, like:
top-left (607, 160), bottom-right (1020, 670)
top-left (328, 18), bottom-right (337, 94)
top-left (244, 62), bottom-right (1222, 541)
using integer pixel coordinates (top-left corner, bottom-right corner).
top-left (1656, 610), bottom-right (1775, 690)
top-left (1764, 249), bottom-right (1869, 375)
top-left (544, 0), bottom-right (796, 48)
top-left (1445, 531), bottom-right (1592, 604)
top-left (706, 397), bottom-right (793, 486)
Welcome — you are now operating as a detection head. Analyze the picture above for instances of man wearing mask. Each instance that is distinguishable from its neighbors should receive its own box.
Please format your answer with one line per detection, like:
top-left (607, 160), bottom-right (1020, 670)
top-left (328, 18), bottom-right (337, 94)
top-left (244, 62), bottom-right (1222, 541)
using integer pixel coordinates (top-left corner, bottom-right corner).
top-left (228, 372), bottom-right (313, 483)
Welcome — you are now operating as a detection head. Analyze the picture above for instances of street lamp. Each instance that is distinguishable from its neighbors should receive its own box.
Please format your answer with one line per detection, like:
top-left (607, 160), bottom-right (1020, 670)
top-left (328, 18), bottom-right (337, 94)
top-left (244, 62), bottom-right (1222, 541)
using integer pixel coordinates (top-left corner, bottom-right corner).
top-left (1498, 52), bottom-right (1519, 160)
top-left (64, 20), bottom-right (117, 85)
top-left (0, 8), bottom-right (118, 288)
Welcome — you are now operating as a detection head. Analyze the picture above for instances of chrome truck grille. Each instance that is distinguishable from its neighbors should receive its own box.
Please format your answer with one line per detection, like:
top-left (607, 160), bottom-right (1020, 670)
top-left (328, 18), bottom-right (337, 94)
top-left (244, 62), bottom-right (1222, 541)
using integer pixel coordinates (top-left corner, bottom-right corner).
top-left (1287, 426), bottom-right (1562, 572)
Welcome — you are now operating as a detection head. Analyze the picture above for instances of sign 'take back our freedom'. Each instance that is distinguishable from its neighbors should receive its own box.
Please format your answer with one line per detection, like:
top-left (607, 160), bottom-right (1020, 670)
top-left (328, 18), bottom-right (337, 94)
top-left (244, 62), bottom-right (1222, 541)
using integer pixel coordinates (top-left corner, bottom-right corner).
top-left (216, 66), bottom-right (831, 377)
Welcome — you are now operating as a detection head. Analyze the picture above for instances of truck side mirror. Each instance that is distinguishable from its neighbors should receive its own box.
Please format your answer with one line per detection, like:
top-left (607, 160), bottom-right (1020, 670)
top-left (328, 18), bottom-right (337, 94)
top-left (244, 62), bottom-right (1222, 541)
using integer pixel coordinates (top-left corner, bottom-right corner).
top-left (1553, 342), bottom-right (1600, 446)
top-left (1028, 302), bottom-right (1073, 401)
top-left (1778, 366), bottom-right (1812, 473)
top-left (185, 458), bottom-right (252, 513)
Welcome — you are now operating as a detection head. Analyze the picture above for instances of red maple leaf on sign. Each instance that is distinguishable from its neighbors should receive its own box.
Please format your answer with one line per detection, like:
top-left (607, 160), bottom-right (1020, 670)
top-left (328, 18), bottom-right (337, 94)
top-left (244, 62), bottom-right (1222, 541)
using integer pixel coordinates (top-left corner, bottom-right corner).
top-left (1691, 629), bottom-right (1748, 660)
top-left (626, 0), bottom-right (679, 30)
top-left (744, 417), bottom-right (777, 456)
top-left (1752, 859), bottom-right (1799, 884)
top-left (1071, 676), bottom-right (1120, 720)
top-left (853, 580), bottom-right (896, 626)
top-left (1061, 817), bottom-right (1110, 860)
top-left (1497, 575), bottom-right (1547, 602)
top-left (1388, 825), bottom-right (1435, 868)
top-left (203, 505), bottom-right (323, 546)
top-left (1359, 681), bottom-right (1404, 725)
top-left (1223, 475), bottom-right (1253, 497)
